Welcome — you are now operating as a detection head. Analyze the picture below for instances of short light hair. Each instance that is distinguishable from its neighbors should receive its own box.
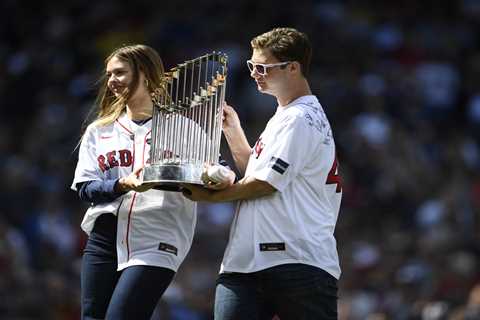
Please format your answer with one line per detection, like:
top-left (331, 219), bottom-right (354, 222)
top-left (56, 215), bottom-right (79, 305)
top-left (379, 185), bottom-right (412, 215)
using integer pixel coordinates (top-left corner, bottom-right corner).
top-left (251, 27), bottom-right (312, 77)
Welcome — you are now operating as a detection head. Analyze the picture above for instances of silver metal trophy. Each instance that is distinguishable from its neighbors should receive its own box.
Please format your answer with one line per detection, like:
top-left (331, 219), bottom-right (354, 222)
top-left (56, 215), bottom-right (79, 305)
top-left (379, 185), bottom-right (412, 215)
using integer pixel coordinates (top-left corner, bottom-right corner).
top-left (142, 52), bottom-right (227, 191)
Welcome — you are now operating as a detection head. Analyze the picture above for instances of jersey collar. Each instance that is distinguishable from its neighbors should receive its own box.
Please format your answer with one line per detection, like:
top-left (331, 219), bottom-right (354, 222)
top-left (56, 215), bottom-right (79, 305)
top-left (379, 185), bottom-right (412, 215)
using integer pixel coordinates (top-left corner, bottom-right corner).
top-left (116, 112), bottom-right (152, 137)
top-left (276, 95), bottom-right (319, 113)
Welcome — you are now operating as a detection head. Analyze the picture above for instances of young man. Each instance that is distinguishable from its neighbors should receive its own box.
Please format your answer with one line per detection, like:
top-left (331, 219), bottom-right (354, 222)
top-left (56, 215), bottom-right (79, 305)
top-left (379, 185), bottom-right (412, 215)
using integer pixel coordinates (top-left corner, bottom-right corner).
top-left (183, 27), bottom-right (342, 320)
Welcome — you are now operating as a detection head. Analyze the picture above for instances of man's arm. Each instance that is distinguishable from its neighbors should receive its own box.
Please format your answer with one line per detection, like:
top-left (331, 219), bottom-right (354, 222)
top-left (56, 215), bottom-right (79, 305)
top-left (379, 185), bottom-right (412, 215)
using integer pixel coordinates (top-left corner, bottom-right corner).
top-left (222, 103), bottom-right (251, 175)
top-left (182, 175), bottom-right (276, 203)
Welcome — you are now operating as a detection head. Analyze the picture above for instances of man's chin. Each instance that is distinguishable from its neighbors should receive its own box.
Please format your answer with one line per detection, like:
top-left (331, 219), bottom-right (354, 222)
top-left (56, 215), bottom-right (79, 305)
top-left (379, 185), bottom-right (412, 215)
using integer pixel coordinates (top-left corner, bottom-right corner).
top-left (257, 83), bottom-right (267, 92)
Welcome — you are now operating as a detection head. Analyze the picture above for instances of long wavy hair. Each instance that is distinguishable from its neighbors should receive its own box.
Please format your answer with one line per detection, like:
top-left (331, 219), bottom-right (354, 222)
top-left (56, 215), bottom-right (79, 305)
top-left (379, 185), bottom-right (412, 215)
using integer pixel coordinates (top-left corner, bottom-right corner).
top-left (90, 44), bottom-right (166, 128)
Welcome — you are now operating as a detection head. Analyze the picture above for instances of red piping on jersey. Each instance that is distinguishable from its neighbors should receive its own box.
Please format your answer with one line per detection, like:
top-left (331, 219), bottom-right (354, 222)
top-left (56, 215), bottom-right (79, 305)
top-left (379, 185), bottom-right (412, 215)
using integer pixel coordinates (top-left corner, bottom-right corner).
top-left (116, 119), bottom-right (136, 170)
top-left (122, 126), bottom-right (151, 261)
top-left (116, 119), bottom-right (134, 135)
top-left (125, 192), bottom-right (137, 260)
top-left (125, 131), bottom-right (151, 258)
top-left (125, 130), bottom-right (152, 260)
top-left (116, 120), bottom-right (137, 259)
top-left (131, 140), bottom-right (136, 171)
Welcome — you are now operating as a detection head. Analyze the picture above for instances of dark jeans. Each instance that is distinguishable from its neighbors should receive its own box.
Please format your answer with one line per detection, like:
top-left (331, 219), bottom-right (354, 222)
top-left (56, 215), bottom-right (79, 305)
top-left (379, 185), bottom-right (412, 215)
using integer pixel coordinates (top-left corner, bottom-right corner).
top-left (215, 264), bottom-right (338, 320)
top-left (81, 213), bottom-right (175, 320)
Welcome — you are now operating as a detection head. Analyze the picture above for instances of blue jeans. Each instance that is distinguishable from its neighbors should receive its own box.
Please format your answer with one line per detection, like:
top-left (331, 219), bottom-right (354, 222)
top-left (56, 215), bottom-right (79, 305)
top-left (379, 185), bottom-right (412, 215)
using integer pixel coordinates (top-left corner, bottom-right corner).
top-left (215, 264), bottom-right (338, 320)
top-left (81, 213), bottom-right (175, 320)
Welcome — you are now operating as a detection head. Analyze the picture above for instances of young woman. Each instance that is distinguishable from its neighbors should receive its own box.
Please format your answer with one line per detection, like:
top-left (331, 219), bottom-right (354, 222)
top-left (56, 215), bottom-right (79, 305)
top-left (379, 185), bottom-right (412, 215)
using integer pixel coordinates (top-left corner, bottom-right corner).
top-left (71, 44), bottom-right (219, 319)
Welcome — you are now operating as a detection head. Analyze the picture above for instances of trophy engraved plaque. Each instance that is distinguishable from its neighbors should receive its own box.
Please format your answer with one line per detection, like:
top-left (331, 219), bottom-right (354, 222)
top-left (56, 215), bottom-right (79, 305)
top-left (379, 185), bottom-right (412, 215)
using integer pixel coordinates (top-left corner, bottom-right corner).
top-left (142, 52), bottom-right (227, 191)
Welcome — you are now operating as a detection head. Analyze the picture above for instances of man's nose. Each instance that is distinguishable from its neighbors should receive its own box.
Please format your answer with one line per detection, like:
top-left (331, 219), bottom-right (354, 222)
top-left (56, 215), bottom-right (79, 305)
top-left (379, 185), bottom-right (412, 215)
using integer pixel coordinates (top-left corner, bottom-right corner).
top-left (250, 68), bottom-right (261, 79)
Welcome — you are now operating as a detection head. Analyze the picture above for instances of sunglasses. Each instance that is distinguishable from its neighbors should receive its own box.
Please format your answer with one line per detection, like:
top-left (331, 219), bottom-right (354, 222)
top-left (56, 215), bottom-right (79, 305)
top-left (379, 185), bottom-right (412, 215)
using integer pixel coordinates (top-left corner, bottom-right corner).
top-left (246, 60), bottom-right (291, 76)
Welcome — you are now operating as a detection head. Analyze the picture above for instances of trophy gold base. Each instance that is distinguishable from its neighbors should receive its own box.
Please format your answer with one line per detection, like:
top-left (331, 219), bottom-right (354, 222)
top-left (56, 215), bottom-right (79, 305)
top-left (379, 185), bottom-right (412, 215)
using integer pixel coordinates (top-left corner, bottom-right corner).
top-left (142, 163), bottom-right (204, 192)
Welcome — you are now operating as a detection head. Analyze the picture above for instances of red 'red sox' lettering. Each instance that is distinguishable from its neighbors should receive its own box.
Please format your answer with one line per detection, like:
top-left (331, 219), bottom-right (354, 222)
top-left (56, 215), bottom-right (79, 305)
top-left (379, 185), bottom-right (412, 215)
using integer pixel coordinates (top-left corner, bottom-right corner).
top-left (118, 149), bottom-right (133, 166)
top-left (106, 151), bottom-right (119, 168)
top-left (97, 155), bottom-right (108, 172)
top-left (97, 149), bottom-right (133, 172)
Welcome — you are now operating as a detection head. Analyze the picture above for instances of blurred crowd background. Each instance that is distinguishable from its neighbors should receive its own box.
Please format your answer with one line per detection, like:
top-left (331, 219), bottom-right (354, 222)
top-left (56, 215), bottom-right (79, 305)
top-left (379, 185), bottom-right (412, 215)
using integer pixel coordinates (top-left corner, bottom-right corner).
top-left (1, 0), bottom-right (480, 319)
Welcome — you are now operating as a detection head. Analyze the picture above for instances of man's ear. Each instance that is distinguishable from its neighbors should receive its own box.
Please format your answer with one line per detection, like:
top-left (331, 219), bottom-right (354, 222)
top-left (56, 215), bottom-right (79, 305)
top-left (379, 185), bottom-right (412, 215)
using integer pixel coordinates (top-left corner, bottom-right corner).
top-left (289, 61), bottom-right (301, 74)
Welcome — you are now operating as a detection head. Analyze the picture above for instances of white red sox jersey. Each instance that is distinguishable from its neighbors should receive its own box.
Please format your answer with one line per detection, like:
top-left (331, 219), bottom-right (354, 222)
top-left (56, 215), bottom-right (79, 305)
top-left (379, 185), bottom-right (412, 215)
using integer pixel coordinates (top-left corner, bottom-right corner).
top-left (71, 112), bottom-right (197, 272)
top-left (220, 95), bottom-right (342, 279)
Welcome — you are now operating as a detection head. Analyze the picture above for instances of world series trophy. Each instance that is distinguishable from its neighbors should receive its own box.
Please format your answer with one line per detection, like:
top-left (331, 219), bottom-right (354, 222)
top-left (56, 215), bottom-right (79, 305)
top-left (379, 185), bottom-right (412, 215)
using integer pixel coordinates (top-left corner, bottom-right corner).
top-left (142, 52), bottom-right (227, 191)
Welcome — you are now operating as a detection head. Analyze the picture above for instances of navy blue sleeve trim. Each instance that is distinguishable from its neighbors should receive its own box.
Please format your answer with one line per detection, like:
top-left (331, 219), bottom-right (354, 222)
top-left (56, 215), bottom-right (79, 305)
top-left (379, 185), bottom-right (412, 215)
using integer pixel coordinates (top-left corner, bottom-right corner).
top-left (269, 157), bottom-right (289, 175)
top-left (77, 179), bottom-right (126, 205)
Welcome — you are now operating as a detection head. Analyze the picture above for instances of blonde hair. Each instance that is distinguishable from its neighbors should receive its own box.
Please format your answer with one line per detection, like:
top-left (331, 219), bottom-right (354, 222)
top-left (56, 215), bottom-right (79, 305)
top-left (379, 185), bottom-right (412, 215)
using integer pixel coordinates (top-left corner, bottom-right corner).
top-left (91, 44), bottom-right (165, 127)
top-left (251, 27), bottom-right (312, 77)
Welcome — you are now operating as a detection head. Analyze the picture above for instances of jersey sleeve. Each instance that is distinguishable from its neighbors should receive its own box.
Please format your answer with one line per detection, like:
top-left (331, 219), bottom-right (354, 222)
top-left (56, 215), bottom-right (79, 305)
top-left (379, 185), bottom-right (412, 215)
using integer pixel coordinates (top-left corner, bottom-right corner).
top-left (77, 179), bottom-right (126, 204)
top-left (71, 126), bottom-right (103, 191)
top-left (252, 113), bottom-right (318, 192)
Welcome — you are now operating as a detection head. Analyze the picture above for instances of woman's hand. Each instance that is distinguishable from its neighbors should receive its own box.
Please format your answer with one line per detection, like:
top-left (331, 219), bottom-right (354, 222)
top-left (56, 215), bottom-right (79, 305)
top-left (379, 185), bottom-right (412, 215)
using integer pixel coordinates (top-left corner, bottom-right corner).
top-left (116, 166), bottom-right (153, 193)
